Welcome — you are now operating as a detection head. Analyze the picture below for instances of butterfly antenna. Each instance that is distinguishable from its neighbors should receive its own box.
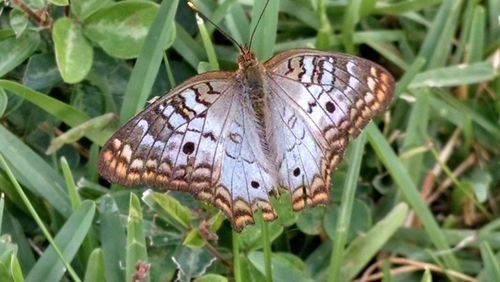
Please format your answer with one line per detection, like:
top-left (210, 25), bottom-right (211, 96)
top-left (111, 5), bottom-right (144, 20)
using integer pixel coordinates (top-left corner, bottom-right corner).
top-left (248, 0), bottom-right (271, 49)
top-left (187, 1), bottom-right (243, 51)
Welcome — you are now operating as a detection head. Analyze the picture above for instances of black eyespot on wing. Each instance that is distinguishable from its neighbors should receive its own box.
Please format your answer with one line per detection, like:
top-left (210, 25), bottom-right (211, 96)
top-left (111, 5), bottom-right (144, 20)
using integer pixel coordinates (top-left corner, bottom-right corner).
top-left (293, 167), bottom-right (301, 177)
top-left (325, 101), bottom-right (335, 113)
top-left (183, 142), bottom-right (195, 155)
top-left (251, 181), bottom-right (260, 189)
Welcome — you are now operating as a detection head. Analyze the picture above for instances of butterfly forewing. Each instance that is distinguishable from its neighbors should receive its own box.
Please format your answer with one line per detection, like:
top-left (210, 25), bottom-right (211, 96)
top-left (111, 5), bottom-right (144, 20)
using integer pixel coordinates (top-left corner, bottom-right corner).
top-left (98, 72), bottom-right (235, 196)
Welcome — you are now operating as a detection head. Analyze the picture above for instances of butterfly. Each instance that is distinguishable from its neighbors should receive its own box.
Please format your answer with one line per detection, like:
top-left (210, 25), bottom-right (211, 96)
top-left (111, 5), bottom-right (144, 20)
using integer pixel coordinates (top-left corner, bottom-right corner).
top-left (98, 46), bottom-right (394, 231)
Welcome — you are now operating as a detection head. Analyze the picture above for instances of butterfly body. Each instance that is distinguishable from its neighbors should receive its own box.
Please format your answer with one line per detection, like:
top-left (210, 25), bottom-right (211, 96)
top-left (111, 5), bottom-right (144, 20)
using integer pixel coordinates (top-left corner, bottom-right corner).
top-left (98, 47), bottom-right (394, 231)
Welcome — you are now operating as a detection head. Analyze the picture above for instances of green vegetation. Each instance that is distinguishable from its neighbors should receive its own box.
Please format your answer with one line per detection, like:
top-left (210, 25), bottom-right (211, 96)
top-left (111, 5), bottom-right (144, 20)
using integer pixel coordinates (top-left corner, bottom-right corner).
top-left (0, 0), bottom-right (499, 281)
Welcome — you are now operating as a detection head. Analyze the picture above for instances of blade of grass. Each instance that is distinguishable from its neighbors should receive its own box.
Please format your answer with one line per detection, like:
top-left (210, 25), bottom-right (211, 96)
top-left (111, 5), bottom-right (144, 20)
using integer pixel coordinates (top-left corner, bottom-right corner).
top-left (480, 242), bottom-right (500, 281)
top-left (173, 23), bottom-right (205, 68)
top-left (0, 125), bottom-right (70, 214)
top-left (280, 0), bottom-right (319, 29)
top-left (0, 153), bottom-right (91, 282)
top-left (467, 5), bottom-right (485, 63)
top-left (430, 90), bottom-right (500, 139)
top-left (24, 202), bottom-right (95, 282)
top-left (399, 88), bottom-right (430, 182)
top-left (195, 13), bottom-right (219, 70)
top-left (100, 195), bottom-right (126, 282)
top-left (119, 0), bottom-right (179, 124)
top-left (418, 0), bottom-right (463, 70)
top-left (366, 123), bottom-right (460, 271)
top-left (450, 0), bottom-right (475, 65)
top-left (374, 0), bottom-right (442, 14)
top-left (61, 157), bottom-right (96, 269)
top-left (249, 0), bottom-right (279, 60)
top-left (2, 210), bottom-right (36, 273)
top-left (224, 2), bottom-right (250, 44)
top-left (0, 80), bottom-right (110, 145)
top-left (259, 214), bottom-right (272, 282)
top-left (409, 62), bottom-right (496, 89)
top-left (341, 0), bottom-right (362, 53)
top-left (394, 57), bottom-right (426, 97)
top-left (232, 230), bottom-right (242, 282)
top-left (327, 132), bottom-right (367, 282)
top-left (126, 194), bottom-right (149, 282)
top-left (84, 249), bottom-right (105, 282)
top-left (341, 203), bottom-right (409, 281)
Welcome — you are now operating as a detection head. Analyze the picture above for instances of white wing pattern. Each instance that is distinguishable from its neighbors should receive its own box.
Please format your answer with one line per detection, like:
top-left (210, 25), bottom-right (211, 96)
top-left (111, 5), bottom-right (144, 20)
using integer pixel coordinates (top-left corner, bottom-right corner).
top-left (264, 49), bottom-right (394, 212)
top-left (98, 48), bottom-right (394, 231)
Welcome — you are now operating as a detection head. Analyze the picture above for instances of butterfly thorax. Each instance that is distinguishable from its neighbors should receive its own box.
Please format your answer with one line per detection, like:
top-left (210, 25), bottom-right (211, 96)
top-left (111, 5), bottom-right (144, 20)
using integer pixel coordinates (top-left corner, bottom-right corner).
top-left (237, 46), bottom-right (273, 157)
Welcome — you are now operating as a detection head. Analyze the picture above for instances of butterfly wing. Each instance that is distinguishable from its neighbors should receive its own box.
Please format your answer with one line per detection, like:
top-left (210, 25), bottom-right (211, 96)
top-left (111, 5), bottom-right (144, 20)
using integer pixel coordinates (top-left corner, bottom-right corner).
top-left (98, 71), bottom-right (277, 231)
top-left (264, 49), bottom-right (394, 209)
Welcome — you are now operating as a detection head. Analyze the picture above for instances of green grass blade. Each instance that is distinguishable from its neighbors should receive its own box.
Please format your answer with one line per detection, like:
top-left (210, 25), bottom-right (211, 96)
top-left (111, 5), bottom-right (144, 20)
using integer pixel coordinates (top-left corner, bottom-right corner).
top-left (418, 0), bottom-right (463, 69)
top-left (0, 126), bottom-right (70, 214)
top-left (468, 5), bottom-right (485, 63)
top-left (24, 201), bottom-right (95, 282)
top-left (327, 132), bottom-right (367, 282)
top-left (409, 62), bottom-right (497, 88)
top-left (366, 124), bottom-right (460, 270)
top-left (399, 89), bottom-right (430, 182)
top-left (84, 249), bottom-right (105, 282)
top-left (341, 0), bottom-right (362, 53)
top-left (126, 194), bottom-right (148, 282)
top-left (99, 195), bottom-right (126, 282)
top-left (480, 242), bottom-right (500, 281)
top-left (341, 203), bottom-right (409, 281)
top-left (119, 0), bottom-right (179, 124)
top-left (232, 231), bottom-right (242, 282)
top-left (0, 80), bottom-right (109, 145)
top-left (249, 0), bottom-right (279, 59)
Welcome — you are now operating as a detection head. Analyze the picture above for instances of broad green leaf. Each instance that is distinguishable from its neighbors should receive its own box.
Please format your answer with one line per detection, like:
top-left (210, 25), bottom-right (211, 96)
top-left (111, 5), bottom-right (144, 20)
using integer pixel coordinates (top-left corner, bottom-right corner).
top-left (172, 247), bottom-right (214, 281)
top-left (296, 206), bottom-right (324, 235)
top-left (324, 199), bottom-right (371, 241)
top-left (26, 201), bottom-right (96, 282)
top-left (9, 9), bottom-right (28, 36)
top-left (142, 190), bottom-right (193, 230)
top-left (248, 252), bottom-right (314, 282)
top-left (83, 1), bottom-right (161, 59)
top-left (22, 53), bottom-right (62, 90)
top-left (71, 0), bottom-right (113, 20)
top-left (239, 221), bottom-right (283, 252)
top-left (0, 30), bottom-right (39, 77)
top-left (52, 17), bottom-right (93, 83)
top-left (49, 0), bottom-right (68, 6)
top-left (194, 274), bottom-right (228, 282)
